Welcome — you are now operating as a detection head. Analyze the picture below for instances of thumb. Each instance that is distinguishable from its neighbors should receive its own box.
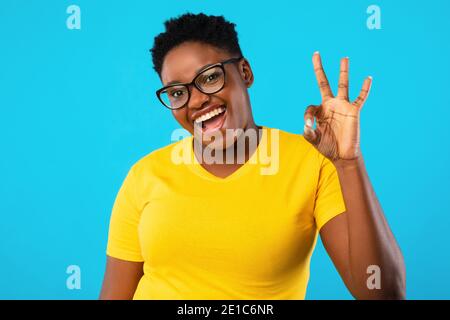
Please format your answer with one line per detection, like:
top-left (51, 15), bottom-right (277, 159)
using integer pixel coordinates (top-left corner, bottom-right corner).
top-left (303, 104), bottom-right (321, 146)
top-left (303, 124), bottom-right (321, 146)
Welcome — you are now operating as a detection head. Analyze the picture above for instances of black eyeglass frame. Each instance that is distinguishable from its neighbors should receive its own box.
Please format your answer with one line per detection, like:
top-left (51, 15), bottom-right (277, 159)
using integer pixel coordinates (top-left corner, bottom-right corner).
top-left (155, 56), bottom-right (243, 110)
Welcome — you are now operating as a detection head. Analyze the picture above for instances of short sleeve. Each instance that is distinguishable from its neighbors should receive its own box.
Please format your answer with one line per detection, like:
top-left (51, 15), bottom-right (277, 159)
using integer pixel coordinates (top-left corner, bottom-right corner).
top-left (313, 156), bottom-right (347, 231)
top-left (106, 165), bottom-right (144, 262)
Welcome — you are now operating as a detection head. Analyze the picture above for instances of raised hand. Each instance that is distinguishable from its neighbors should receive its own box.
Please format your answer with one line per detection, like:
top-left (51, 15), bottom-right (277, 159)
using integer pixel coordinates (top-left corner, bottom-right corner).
top-left (303, 52), bottom-right (372, 161)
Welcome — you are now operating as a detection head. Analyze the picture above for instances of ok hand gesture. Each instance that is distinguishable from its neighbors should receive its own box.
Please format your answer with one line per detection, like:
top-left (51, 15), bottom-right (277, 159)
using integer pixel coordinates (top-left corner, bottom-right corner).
top-left (303, 52), bottom-right (372, 161)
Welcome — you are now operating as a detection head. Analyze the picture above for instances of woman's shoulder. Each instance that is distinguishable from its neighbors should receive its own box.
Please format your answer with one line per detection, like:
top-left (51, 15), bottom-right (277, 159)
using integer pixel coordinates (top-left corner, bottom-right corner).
top-left (131, 135), bottom-right (192, 174)
top-left (267, 126), bottom-right (313, 152)
top-left (267, 126), bottom-right (326, 168)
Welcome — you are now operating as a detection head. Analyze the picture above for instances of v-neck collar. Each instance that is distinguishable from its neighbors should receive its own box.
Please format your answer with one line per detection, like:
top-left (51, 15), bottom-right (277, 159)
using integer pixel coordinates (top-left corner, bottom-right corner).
top-left (185, 126), bottom-right (268, 183)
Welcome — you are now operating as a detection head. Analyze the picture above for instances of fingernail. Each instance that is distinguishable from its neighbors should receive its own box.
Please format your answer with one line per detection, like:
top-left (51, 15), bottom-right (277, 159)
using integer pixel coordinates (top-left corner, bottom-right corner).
top-left (304, 125), bottom-right (314, 136)
top-left (306, 118), bottom-right (313, 127)
top-left (303, 125), bottom-right (310, 134)
top-left (368, 75), bottom-right (373, 79)
top-left (314, 51), bottom-right (320, 55)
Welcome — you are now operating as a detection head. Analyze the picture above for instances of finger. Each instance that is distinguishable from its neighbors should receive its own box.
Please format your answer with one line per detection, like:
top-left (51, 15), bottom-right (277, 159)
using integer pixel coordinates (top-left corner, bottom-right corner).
top-left (303, 124), bottom-right (321, 146)
top-left (352, 76), bottom-right (372, 109)
top-left (337, 57), bottom-right (349, 100)
top-left (312, 51), bottom-right (334, 100)
top-left (303, 104), bottom-right (321, 129)
top-left (303, 104), bottom-right (321, 146)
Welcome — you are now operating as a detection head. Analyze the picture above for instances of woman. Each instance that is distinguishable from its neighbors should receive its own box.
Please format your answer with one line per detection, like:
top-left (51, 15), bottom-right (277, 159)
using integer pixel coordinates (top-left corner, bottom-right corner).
top-left (100, 13), bottom-right (405, 300)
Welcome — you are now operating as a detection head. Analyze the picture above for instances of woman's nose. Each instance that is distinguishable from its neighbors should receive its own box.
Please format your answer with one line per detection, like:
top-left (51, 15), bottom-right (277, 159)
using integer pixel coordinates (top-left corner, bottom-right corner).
top-left (187, 85), bottom-right (210, 110)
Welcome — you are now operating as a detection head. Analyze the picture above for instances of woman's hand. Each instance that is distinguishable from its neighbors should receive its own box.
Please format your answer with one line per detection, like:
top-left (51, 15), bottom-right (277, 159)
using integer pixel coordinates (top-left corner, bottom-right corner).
top-left (303, 52), bottom-right (372, 161)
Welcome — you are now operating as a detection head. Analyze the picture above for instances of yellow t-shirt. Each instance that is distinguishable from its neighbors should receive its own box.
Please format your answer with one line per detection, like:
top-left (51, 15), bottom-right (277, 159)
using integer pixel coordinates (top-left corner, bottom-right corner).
top-left (106, 126), bottom-right (346, 299)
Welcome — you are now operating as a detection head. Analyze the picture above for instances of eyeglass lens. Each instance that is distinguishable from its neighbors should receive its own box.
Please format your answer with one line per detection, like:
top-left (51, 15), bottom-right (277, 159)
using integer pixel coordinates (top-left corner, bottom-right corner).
top-left (159, 66), bottom-right (225, 109)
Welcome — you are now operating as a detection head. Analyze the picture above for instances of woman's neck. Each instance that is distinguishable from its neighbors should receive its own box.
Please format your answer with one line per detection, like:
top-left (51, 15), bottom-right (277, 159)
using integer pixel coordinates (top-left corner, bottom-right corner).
top-left (193, 123), bottom-right (263, 178)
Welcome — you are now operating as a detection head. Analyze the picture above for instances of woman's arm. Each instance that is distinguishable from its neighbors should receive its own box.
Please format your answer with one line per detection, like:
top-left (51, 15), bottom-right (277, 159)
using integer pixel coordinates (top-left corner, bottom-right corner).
top-left (320, 156), bottom-right (406, 299)
top-left (99, 256), bottom-right (144, 300)
top-left (303, 52), bottom-right (405, 299)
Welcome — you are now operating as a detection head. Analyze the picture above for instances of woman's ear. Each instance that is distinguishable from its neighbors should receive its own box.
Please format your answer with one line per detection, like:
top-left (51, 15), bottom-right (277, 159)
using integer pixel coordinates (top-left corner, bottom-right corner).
top-left (239, 58), bottom-right (254, 88)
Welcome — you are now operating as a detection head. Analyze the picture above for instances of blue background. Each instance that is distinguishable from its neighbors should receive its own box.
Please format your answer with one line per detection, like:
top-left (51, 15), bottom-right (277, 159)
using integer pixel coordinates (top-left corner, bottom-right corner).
top-left (1, 0), bottom-right (449, 299)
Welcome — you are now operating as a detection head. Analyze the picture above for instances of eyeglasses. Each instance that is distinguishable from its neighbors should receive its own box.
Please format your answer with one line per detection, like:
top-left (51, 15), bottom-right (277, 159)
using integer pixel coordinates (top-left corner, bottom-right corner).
top-left (156, 57), bottom-right (243, 110)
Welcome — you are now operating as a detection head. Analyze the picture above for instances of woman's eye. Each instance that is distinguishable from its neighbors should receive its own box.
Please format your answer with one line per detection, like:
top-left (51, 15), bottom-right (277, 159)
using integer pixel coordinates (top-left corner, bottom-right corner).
top-left (171, 90), bottom-right (184, 98)
top-left (206, 73), bottom-right (219, 82)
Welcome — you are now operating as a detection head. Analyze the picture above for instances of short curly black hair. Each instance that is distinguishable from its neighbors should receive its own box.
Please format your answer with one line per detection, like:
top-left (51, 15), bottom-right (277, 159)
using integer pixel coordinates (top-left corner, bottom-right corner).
top-left (150, 12), bottom-right (243, 77)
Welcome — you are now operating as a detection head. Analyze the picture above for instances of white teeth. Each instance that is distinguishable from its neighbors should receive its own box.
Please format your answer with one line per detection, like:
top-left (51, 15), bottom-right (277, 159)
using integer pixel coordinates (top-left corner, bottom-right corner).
top-left (194, 107), bottom-right (225, 124)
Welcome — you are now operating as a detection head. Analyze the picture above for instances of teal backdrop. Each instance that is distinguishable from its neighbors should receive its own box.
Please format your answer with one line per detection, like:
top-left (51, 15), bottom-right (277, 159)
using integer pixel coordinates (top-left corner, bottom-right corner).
top-left (0, 0), bottom-right (449, 299)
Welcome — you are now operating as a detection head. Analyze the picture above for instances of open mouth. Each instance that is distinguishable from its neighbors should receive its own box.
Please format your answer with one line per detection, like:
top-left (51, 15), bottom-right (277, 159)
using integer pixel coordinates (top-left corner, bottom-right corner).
top-left (194, 106), bottom-right (227, 133)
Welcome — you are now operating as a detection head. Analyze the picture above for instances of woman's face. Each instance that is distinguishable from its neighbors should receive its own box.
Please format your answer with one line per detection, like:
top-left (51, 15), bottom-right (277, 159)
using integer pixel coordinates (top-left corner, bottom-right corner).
top-left (160, 41), bottom-right (255, 149)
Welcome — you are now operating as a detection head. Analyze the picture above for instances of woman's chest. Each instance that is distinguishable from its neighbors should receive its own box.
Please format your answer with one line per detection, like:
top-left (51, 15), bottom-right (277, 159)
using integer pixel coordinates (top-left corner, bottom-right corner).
top-left (137, 176), bottom-right (317, 279)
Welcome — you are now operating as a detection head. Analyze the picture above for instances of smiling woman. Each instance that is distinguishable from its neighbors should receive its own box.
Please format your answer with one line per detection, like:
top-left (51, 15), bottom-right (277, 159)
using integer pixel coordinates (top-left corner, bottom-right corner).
top-left (161, 40), bottom-right (256, 153)
top-left (99, 12), bottom-right (406, 300)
